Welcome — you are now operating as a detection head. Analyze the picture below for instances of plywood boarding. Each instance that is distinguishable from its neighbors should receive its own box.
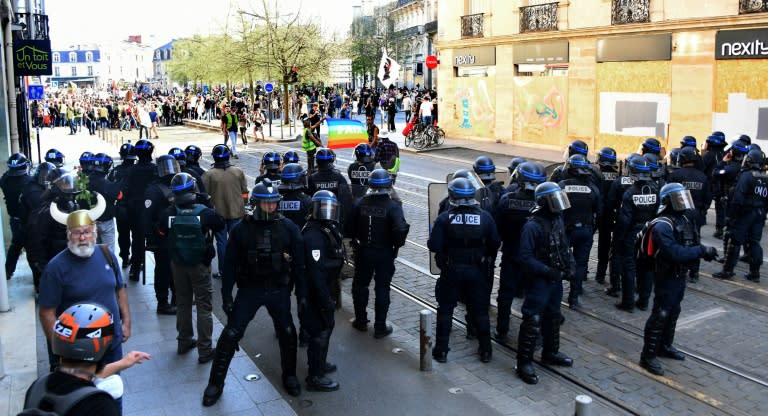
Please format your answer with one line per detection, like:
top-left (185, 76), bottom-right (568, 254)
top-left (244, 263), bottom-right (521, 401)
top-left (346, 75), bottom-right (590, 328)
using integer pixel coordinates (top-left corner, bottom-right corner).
top-left (713, 60), bottom-right (768, 143)
top-left (512, 76), bottom-right (569, 148)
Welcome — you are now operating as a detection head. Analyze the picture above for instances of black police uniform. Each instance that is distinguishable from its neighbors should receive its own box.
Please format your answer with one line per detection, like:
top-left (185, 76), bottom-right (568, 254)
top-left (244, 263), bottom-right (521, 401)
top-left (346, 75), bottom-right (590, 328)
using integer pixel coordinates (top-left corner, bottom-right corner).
top-left (702, 147), bottom-right (727, 234)
top-left (279, 189), bottom-right (312, 229)
top-left (549, 163), bottom-right (602, 191)
top-left (108, 160), bottom-right (135, 264)
top-left (558, 177), bottom-right (601, 307)
top-left (0, 171), bottom-right (31, 277)
top-left (121, 160), bottom-right (158, 277)
top-left (204, 214), bottom-right (305, 403)
top-left (19, 179), bottom-right (45, 286)
top-left (667, 165), bottom-right (711, 281)
top-left (347, 160), bottom-right (376, 199)
top-left (604, 174), bottom-right (635, 295)
top-left (428, 203), bottom-right (500, 361)
top-left (255, 171), bottom-right (282, 188)
top-left (88, 172), bottom-right (120, 237)
top-left (475, 180), bottom-right (506, 217)
top-left (143, 176), bottom-right (176, 311)
top-left (494, 188), bottom-right (536, 339)
top-left (615, 180), bottom-right (659, 310)
top-left (301, 219), bottom-right (344, 388)
top-left (595, 166), bottom-right (619, 283)
top-left (308, 168), bottom-right (353, 225)
top-left (720, 169), bottom-right (768, 280)
top-left (348, 192), bottom-right (409, 335)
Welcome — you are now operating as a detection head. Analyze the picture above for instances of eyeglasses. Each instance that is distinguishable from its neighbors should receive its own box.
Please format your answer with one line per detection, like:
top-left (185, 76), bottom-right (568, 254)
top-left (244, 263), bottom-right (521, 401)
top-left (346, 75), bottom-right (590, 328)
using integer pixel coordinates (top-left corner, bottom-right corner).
top-left (69, 229), bottom-right (95, 238)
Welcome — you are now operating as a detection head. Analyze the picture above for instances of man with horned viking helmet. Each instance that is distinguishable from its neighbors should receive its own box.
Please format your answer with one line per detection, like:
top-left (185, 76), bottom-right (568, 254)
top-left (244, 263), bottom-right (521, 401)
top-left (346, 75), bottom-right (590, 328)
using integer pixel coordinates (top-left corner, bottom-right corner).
top-left (39, 192), bottom-right (132, 374)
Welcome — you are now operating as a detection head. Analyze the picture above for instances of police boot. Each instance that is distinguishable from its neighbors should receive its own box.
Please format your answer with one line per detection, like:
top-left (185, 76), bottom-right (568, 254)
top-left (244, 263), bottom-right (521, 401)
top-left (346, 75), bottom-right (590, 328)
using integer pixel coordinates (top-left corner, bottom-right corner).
top-left (541, 315), bottom-right (573, 367)
top-left (373, 304), bottom-right (393, 339)
top-left (277, 325), bottom-right (301, 397)
top-left (465, 313), bottom-right (477, 340)
top-left (478, 331), bottom-right (493, 363)
top-left (432, 334), bottom-right (450, 363)
top-left (640, 310), bottom-right (667, 376)
top-left (495, 300), bottom-right (511, 342)
top-left (202, 328), bottom-right (239, 406)
top-left (713, 249), bottom-right (737, 279)
top-left (659, 308), bottom-right (685, 361)
top-left (352, 305), bottom-right (368, 332)
top-left (745, 263), bottom-right (761, 282)
top-left (516, 315), bottom-right (540, 385)
top-left (128, 264), bottom-right (141, 282)
top-left (306, 331), bottom-right (339, 392)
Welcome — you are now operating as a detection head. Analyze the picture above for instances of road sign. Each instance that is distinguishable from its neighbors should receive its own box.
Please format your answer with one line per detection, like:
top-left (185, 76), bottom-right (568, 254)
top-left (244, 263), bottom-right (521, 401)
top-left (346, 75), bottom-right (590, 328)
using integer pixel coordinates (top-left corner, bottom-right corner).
top-left (28, 84), bottom-right (44, 100)
top-left (202, 85), bottom-right (209, 94)
top-left (264, 83), bottom-right (274, 93)
top-left (426, 55), bottom-right (439, 70)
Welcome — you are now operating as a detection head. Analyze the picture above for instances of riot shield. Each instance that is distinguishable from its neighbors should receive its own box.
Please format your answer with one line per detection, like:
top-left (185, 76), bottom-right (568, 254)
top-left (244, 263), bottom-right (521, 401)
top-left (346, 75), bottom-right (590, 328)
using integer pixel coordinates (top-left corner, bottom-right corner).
top-left (428, 182), bottom-right (448, 275)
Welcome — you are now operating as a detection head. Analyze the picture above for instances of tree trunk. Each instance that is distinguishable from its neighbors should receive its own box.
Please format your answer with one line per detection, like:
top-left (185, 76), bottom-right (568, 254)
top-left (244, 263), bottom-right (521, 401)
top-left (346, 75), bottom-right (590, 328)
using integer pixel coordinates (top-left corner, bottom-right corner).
top-left (283, 74), bottom-right (291, 125)
top-left (249, 73), bottom-right (255, 106)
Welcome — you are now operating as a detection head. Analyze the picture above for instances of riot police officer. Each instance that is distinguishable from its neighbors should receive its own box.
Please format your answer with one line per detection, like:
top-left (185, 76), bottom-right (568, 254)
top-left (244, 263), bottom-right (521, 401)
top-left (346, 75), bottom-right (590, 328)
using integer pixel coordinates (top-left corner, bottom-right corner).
top-left (348, 143), bottom-right (376, 199)
top-left (549, 140), bottom-right (602, 190)
top-left (667, 146), bottom-right (711, 282)
top-left (121, 139), bottom-right (158, 281)
top-left (639, 183), bottom-right (718, 376)
top-left (516, 182), bottom-right (575, 385)
top-left (428, 177), bottom-right (500, 363)
top-left (278, 163), bottom-right (312, 229)
top-left (301, 190), bottom-right (345, 392)
top-left (714, 149), bottom-right (768, 281)
top-left (665, 148), bottom-right (682, 177)
top-left (203, 179), bottom-right (305, 406)
top-left (1, 153), bottom-right (31, 279)
top-left (44, 148), bottom-right (65, 167)
top-left (79, 151), bottom-right (95, 174)
top-left (558, 154), bottom-right (601, 308)
top-left (644, 153), bottom-right (666, 189)
top-left (702, 132), bottom-right (728, 238)
top-left (169, 147), bottom-right (187, 168)
top-left (308, 148), bottom-right (353, 226)
top-left (494, 162), bottom-right (546, 341)
top-left (19, 162), bottom-right (54, 289)
top-left (641, 138), bottom-right (662, 156)
top-left (88, 153), bottom-right (120, 250)
top-left (604, 155), bottom-right (637, 297)
top-left (184, 145), bottom-right (206, 179)
top-left (595, 147), bottom-right (619, 284)
top-left (349, 169), bottom-right (410, 337)
top-left (283, 150), bottom-right (300, 165)
top-left (108, 143), bottom-right (138, 265)
top-left (438, 168), bottom-right (478, 214)
top-left (144, 155), bottom-right (180, 315)
top-left (473, 156), bottom-right (505, 216)
top-left (256, 151), bottom-right (282, 185)
top-left (505, 157), bottom-right (527, 193)
top-left (615, 155), bottom-right (659, 312)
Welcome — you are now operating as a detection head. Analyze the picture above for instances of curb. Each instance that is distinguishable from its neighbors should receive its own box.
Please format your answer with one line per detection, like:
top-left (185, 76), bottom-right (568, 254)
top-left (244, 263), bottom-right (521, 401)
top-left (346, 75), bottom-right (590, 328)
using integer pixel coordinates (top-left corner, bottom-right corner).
top-left (183, 120), bottom-right (299, 143)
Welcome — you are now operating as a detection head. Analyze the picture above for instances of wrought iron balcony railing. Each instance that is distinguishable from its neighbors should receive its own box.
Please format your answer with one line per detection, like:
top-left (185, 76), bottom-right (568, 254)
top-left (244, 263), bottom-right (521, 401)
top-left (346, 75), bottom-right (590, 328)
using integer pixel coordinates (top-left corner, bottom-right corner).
top-left (15, 13), bottom-right (50, 40)
top-left (461, 13), bottom-right (484, 38)
top-left (611, 0), bottom-right (650, 25)
top-left (520, 2), bottom-right (559, 33)
top-left (740, 0), bottom-right (768, 14)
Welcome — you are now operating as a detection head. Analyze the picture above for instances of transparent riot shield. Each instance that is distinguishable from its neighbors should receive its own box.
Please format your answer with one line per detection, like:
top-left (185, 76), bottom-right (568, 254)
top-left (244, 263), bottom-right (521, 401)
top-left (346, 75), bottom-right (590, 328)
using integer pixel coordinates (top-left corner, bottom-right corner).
top-left (428, 182), bottom-right (448, 275)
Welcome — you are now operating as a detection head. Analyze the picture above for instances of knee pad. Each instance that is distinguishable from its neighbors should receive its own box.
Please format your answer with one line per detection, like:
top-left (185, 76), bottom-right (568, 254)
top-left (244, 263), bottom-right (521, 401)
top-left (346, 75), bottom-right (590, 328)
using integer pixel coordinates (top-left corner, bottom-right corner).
top-left (523, 314), bottom-right (541, 326)
top-left (222, 326), bottom-right (243, 343)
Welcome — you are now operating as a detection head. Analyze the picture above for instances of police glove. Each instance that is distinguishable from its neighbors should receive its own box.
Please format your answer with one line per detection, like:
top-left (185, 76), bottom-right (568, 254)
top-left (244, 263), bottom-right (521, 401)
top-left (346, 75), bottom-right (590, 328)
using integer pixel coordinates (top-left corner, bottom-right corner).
top-left (701, 246), bottom-right (718, 262)
top-left (545, 267), bottom-right (563, 282)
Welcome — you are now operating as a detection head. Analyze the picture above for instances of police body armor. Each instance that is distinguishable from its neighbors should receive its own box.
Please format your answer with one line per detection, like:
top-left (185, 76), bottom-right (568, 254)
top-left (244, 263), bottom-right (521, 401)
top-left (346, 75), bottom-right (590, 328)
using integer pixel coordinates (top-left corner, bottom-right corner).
top-left (496, 190), bottom-right (536, 254)
top-left (600, 168), bottom-right (619, 199)
top-left (238, 217), bottom-right (292, 288)
top-left (348, 161), bottom-right (376, 199)
top-left (305, 220), bottom-right (345, 269)
top-left (746, 172), bottom-right (768, 213)
top-left (278, 190), bottom-right (312, 229)
top-left (124, 162), bottom-right (157, 203)
top-left (560, 179), bottom-right (595, 229)
top-left (355, 195), bottom-right (402, 249)
top-left (440, 205), bottom-right (486, 268)
top-left (655, 215), bottom-right (699, 278)
top-left (309, 169), bottom-right (343, 195)
top-left (626, 183), bottom-right (659, 226)
top-left (531, 215), bottom-right (571, 280)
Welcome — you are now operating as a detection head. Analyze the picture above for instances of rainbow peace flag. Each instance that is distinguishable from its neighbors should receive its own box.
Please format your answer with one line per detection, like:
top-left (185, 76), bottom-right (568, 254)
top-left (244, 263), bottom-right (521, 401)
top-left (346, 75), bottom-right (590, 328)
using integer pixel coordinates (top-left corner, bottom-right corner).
top-left (326, 118), bottom-right (368, 150)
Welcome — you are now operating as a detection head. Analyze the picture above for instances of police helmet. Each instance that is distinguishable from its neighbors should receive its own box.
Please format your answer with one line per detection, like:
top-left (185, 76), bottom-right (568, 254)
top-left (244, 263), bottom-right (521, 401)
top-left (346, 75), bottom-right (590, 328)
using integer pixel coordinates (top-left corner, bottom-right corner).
top-left (249, 179), bottom-right (282, 221)
top-left (184, 145), bottom-right (202, 163)
top-left (156, 154), bottom-right (181, 178)
top-left (134, 139), bottom-right (154, 161)
top-left (658, 182), bottom-right (695, 214)
top-left (706, 133), bottom-right (726, 147)
top-left (473, 155), bottom-right (496, 182)
top-left (262, 151), bottom-right (281, 171)
top-left (513, 161), bottom-right (547, 191)
top-left (743, 149), bottom-right (765, 171)
top-left (453, 168), bottom-right (472, 179)
top-left (642, 138), bottom-right (662, 155)
top-left (6, 153), bottom-right (29, 176)
top-left (283, 150), bottom-right (300, 165)
top-left (534, 181), bottom-right (571, 214)
top-left (211, 144), bottom-right (231, 162)
top-left (34, 162), bottom-right (57, 187)
top-left (170, 172), bottom-right (199, 205)
top-left (677, 146), bottom-right (698, 166)
top-left (566, 154), bottom-right (591, 176)
top-left (79, 152), bottom-right (95, 174)
top-left (168, 147), bottom-right (187, 167)
top-left (91, 153), bottom-right (113, 174)
top-left (46, 167), bottom-right (68, 190)
top-left (45, 148), bottom-right (65, 167)
top-left (643, 153), bottom-right (663, 179)
top-left (680, 136), bottom-right (697, 148)
top-left (51, 303), bottom-right (114, 363)
top-left (507, 157), bottom-right (526, 174)
top-left (447, 177), bottom-right (478, 207)
top-left (739, 134), bottom-right (752, 145)
top-left (354, 143), bottom-right (373, 163)
top-left (750, 143), bottom-right (763, 152)
top-left (368, 168), bottom-right (393, 195)
top-left (310, 190), bottom-right (340, 223)
top-left (729, 139), bottom-right (750, 161)
top-left (627, 154), bottom-right (652, 182)
top-left (54, 172), bottom-right (79, 194)
top-left (279, 163), bottom-right (307, 190)
top-left (568, 140), bottom-right (589, 157)
top-left (315, 148), bottom-right (336, 168)
top-left (597, 147), bottom-right (617, 168)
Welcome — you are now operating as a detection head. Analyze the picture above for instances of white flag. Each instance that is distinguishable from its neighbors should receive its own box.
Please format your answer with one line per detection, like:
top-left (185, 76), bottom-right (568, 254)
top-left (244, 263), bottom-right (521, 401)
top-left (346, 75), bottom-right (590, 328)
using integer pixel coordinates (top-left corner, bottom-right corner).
top-left (377, 50), bottom-right (401, 89)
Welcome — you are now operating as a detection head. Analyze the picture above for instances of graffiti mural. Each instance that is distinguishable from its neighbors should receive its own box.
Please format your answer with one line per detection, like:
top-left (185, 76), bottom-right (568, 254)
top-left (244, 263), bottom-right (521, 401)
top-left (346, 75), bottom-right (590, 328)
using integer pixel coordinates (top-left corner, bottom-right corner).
top-left (513, 77), bottom-right (568, 147)
top-left (451, 78), bottom-right (496, 137)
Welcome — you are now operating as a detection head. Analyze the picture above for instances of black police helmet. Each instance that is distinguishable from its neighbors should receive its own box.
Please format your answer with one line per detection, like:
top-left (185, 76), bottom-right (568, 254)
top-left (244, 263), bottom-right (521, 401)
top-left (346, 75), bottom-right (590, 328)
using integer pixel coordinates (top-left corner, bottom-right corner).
top-left (507, 157), bottom-right (526, 174)
top-left (279, 163), bottom-right (307, 190)
top-left (658, 182), bottom-right (695, 214)
top-left (534, 181), bottom-right (571, 214)
top-left (677, 146), bottom-right (699, 166)
top-left (262, 151), bottom-right (281, 171)
top-left (134, 139), bottom-right (154, 161)
top-left (680, 136), bottom-right (697, 148)
top-left (119, 143), bottom-right (138, 161)
top-left (156, 154), bottom-right (180, 178)
top-left (513, 161), bottom-right (547, 191)
top-left (706, 133), bottom-right (726, 147)
top-left (311, 190), bottom-right (340, 223)
top-left (627, 154), bottom-right (651, 182)
top-left (168, 147), bottom-right (187, 167)
top-left (597, 147), bottom-right (617, 168)
top-left (729, 139), bottom-right (750, 160)
top-left (34, 162), bottom-right (57, 187)
top-left (6, 153), bottom-right (29, 176)
top-left (743, 149), bottom-right (765, 171)
top-left (54, 172), bottom-right (79, 194)
top-left (643, 153), bottom-right (663, 179)
top-left (568, 140), bottom-right (589, 157)
top-left (453, 168), bottom-right (472, 179)
top-left (447, 177), bottom-right (477, 207)
top-left (91, 153), bottom-right (113, 174)
top-left (45, 148), bottom-right (65, 167)
top-left (45, 167), bottom-right (68, 190)
top-left (473, 155), bottom-right (496, 181)
top-left (211, 144), bottom-right (231, 162)
top-left (354, 143), bottom-right (373, 163)
top-left (79, 151), bottom-right (95, 173)
top-left (566, 154), bottom-right (591, 176)
top-left (249, 179), bottom-right (282, 221)
top-left (184, 145), bottom-right (202, 163)
top-left (282, 150), bottom-right (300, 165)
top-left (739, 134), bottom-right (752, 145)
top-left (642, 138), bottom-right (662, 155)
top-left (315, 148), bottom-right (336, 168)
top-left (170, 172), bottom-right (198, 205)
top-left (368, 168), bottom-right (393, 195)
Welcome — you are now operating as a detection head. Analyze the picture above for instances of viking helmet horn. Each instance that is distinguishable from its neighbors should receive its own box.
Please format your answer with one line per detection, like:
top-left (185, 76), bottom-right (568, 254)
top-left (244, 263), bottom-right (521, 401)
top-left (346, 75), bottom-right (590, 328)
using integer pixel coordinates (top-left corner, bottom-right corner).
top-left (50, 193), bottom-right (106, 228)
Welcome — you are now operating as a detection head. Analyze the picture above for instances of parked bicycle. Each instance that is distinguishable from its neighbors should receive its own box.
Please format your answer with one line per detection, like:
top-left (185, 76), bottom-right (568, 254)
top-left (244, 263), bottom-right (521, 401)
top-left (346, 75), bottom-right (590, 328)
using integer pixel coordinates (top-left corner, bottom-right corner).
top-left (404, 120), bottom-right (445, 150)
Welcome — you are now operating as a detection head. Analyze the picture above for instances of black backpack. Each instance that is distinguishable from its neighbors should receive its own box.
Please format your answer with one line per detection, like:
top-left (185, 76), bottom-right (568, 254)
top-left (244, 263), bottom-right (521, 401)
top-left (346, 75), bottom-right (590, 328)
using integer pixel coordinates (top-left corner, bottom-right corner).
top-left (19, 373), bottom-right (112, 415)
top-left (635, 216), bottom-right (673, 262)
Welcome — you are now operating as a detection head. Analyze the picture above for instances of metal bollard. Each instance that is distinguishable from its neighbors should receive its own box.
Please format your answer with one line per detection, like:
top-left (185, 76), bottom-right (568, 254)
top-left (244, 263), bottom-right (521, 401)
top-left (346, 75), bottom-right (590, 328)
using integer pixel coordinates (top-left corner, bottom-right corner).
top-left (419, 310), bottom-right (433, 371)
top-left (574, 395), bottom-right (593, 416)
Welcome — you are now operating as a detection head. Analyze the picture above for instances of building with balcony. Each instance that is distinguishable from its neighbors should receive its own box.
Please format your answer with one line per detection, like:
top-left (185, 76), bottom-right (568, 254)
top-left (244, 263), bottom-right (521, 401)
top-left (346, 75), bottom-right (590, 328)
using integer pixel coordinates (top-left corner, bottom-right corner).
top-left (389, 0), bottom-right (438, 89)
top-left (436, 0), bottom-right (768, 154)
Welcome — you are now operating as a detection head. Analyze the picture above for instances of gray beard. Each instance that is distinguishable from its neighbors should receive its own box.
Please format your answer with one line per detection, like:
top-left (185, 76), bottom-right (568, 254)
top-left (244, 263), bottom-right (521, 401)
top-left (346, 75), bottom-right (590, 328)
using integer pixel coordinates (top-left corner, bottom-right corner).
top-left (68, 241), bottom-right (95, 258)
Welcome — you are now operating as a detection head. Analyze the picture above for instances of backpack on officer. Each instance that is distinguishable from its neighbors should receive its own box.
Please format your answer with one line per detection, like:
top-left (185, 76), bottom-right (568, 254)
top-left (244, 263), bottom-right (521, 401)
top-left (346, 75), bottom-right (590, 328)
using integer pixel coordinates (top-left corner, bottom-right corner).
top-left (635, 217), bottom-right (673, 262)
top-left (169, 203), bottom-right (208, 264)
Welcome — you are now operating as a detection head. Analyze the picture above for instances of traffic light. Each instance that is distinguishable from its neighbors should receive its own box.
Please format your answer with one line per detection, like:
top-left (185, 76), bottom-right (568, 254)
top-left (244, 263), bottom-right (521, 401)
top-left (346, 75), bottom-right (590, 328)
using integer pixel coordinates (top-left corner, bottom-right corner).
top-left (289, 65), bottom-right (299, 84)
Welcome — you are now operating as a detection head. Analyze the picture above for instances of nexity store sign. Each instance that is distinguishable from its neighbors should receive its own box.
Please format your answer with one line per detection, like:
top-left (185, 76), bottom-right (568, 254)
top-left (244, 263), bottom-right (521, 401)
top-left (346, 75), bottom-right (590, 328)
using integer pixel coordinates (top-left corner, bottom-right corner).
top-left (716, 28), bottom-right (768, 60)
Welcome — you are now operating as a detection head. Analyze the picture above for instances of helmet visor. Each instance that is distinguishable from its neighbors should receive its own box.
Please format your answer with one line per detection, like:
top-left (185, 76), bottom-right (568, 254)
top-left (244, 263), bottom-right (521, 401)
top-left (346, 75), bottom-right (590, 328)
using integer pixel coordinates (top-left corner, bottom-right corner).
top-left (157, 158), bottom-right (180, 177)
top-left (312, 199), bottom-right (340, 222)
top-left (668, 189), bottom-right (695, 211)
top-left (55, 174), bottom-right (78, 194)
top-left (543, 188), bottom-right (571, 213)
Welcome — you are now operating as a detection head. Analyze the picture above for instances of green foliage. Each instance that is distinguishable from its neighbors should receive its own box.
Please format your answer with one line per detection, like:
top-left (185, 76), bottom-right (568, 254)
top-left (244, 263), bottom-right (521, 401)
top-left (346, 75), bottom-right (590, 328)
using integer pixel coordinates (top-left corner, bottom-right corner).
top-left (74, 171), bottom-right (92, 208)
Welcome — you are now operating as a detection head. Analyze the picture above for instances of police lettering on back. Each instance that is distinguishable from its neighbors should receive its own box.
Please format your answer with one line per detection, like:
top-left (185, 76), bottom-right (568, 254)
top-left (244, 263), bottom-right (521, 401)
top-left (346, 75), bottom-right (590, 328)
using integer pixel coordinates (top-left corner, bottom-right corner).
top-left (449, 213), bottom-right (481, 225)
